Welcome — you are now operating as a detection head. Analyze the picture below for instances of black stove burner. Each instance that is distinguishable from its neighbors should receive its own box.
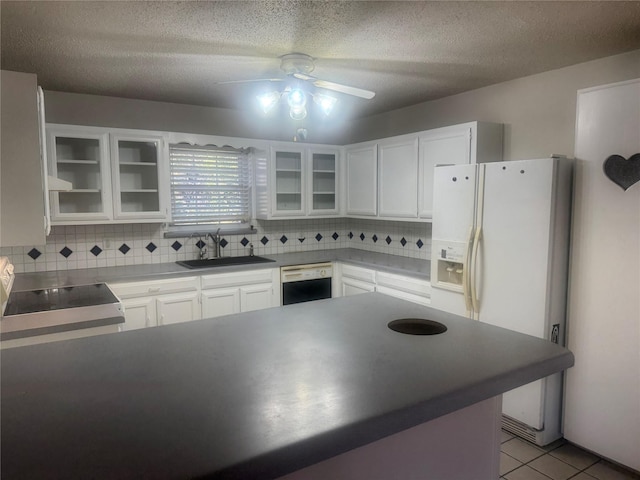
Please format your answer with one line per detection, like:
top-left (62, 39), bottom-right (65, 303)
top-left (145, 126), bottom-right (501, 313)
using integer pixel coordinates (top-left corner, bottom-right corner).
top-left (4, 283), bottom-right (118, 316)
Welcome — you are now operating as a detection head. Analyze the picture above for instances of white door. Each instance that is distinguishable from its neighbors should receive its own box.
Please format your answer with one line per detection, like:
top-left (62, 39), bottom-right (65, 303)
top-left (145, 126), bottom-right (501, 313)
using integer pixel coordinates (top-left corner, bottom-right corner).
top-left (345, 144), bottom-right (377, 216)
top-left (418, 128), bottom-right (471, 218)
top-left (156, 292), bottom-right (201, 325)
top-left (564, 79), bottom-right (640, 471)
top-left (378, 136), bottom-right (419, 218)
top-left (240, 284), bottom-right (274, 312)
top-left (120, 296), bottom-right (156, 331)
top-left (201, 288), bottom-right (241, 319)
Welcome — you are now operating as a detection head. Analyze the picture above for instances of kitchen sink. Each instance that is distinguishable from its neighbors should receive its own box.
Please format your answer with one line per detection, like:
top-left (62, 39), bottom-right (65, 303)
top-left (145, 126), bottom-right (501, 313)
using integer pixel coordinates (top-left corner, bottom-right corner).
top-left (176, 256), bottom-right (276, 269)
top-left (387, 318), bottom-right (448, 335)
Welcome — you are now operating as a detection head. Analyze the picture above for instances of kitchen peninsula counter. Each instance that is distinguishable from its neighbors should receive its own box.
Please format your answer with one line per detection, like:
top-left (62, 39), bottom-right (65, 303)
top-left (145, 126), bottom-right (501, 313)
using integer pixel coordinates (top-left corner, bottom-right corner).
top-left (1, 293), bottom-right (573, 479)
top-left (10, 248), bottom-right (430, 291)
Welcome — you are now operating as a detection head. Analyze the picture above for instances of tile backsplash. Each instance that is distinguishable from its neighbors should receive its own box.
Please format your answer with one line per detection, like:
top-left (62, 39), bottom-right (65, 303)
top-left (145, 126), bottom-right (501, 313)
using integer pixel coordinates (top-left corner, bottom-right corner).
top-left (1, 219), bottom-right (432, 273)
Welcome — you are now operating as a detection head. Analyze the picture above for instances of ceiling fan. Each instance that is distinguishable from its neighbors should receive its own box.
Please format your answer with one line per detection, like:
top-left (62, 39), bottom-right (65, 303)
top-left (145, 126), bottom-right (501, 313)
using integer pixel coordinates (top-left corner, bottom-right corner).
top-left (217, 53), bottom-right (376, 100)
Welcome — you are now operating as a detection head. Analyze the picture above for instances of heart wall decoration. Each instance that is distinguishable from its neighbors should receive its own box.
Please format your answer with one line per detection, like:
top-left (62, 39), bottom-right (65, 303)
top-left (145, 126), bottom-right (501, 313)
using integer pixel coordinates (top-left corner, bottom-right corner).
top-left (603, 153), bottom-right (640, 191)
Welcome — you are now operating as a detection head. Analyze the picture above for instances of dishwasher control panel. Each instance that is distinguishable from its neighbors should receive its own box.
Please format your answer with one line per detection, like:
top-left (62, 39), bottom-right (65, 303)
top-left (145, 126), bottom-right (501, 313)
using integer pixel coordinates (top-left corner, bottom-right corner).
top-left (281, 263), bottom-right (333, 283)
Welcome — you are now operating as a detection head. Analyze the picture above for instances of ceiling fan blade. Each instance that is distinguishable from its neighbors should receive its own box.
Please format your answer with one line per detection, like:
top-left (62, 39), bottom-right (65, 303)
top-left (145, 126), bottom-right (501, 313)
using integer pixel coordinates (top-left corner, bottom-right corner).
top-left (216, 78), bottom-right (284, 85)
top-left (293, 73), bottom-right (375, 99)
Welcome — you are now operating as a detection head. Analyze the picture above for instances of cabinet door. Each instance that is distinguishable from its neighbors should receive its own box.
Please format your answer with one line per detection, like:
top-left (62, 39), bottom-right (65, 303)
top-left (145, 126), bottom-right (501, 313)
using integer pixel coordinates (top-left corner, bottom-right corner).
top-left (111, 133), bottom-right (166, 220)
top-left (378, 136), bottom-right (419, 218)
top-left (345, 144), bottom-right (377, 216)
top-left (156, 291), bottom-right (201, 326)
top-left (308, 148), bottom-right (339, 215)
top-left (47, 126), bottom-right (113, 223)
top-left (240, 283), bottom-right (274, 312)
top-left (271, 146), bottom-right (305, 216)
top-left (0, 70), bottom-right (46, 247)
top-left (341, 277), bottom-right (376, 296)
top-left (418, 127), bottom-right (471, 218)
top-left (120, 296), bottom-right (157, 331)
top-left (201, 287), bottom-right (241, 319)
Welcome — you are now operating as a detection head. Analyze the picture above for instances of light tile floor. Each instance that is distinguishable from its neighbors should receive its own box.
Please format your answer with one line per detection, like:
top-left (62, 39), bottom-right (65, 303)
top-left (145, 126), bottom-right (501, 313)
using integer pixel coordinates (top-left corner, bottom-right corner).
top-left (500, 430), bottom-right (640, 480)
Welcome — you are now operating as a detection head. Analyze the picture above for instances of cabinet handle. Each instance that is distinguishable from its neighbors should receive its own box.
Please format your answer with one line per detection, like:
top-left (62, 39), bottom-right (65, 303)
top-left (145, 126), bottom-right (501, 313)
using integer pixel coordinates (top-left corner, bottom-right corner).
top-left (148, 287), bottom-right (161, 293)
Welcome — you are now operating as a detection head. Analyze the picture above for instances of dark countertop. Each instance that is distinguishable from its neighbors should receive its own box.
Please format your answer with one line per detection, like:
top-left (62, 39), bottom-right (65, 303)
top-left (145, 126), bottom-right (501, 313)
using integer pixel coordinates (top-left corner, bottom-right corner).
top-left (1, 293), bottom-right (574, 479)
top-left (10, 248), bottom-right (430, 291)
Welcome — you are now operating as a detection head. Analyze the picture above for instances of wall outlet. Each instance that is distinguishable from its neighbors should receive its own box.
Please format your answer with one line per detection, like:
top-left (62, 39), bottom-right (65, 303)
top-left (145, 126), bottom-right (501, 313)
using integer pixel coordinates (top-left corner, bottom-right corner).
top-left (103, 237), bottom-right (112, 250)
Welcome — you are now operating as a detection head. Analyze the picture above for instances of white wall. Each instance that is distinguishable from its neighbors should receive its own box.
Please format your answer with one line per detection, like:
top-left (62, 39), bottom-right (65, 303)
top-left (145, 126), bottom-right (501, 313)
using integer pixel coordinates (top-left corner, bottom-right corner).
top-left (44, 91), bottom-right (352, 145)
top-left (349, 49), bottom-right (640, 160)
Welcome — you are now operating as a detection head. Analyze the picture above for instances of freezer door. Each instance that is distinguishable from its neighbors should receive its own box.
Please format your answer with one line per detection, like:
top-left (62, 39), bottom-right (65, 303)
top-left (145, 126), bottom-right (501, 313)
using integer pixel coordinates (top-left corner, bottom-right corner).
top-left (430, 164), bottom-right (478, 317)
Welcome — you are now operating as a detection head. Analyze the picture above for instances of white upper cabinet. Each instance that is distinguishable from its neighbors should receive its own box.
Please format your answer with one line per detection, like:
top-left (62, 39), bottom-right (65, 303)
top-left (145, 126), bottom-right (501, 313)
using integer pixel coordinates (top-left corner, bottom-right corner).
top-left (255, 143), bottom-right (340, 219)
top-left (344, 142), bottom-right (378, 216)
top-left (418, 122), bottom-right (503, 219)
top-left (0, 70), bottom-right (47, 247)
top-left (46, 124), bottom-right (168, 224)
top-left (378, 134), bottom-right (419, 218)
top-left (110, 132), bottom-right (166, 220)
top-left (47, 126), bottom-right (113, 223)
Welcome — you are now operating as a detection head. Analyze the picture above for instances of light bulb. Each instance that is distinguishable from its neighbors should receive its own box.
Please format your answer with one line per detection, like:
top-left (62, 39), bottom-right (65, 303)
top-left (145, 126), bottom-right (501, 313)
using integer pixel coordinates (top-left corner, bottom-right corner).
top-left (287, 88), bottom-right (307, 109)
top-left (313, 93), bottom-right (337, 116)
top-left (289, 106), bottom-right (307, 120)
top-left (257, 91), bottom-right (280, 114)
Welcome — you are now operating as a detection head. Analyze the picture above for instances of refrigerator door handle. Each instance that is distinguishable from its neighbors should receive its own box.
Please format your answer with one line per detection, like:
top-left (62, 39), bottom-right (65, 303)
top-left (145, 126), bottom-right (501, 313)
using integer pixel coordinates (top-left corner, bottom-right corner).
top-left (470, 226), bottom-right (482, 314)
top-left (462, 226), bottom-right (474, 313)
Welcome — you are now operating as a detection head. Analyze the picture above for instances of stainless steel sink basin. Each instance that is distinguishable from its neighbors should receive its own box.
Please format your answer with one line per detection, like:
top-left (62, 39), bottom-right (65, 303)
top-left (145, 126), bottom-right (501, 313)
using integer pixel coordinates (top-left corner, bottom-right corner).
top-left (388, 318), bottom-right (448, 335)
top-left (176, 256), bottom-right (276, 269)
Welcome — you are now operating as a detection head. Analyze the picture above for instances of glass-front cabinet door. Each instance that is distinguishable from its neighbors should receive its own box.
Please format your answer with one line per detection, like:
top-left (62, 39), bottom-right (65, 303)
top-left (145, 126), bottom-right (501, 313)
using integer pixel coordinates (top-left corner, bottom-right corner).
top-left (309, 148), bottom-right (339, 215)
top-left (271, 146), bottom-right (305, 216)
top-left (110, 133), bottom-right (166, 220)
top-left (47, 127), bottom-right (113, 223)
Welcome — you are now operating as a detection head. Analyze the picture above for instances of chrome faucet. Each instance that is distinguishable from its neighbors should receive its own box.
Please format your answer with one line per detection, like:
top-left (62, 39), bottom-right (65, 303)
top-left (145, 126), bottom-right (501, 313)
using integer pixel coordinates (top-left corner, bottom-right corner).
top-left (208, 228), bottom-right (222, 258)
top-left (190, 232), bottom-right (207, 260)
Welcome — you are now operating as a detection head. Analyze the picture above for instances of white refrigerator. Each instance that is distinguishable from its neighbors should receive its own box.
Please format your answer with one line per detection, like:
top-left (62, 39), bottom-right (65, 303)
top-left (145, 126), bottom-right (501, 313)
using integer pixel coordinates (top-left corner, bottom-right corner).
top-left (430, 156), bottom-right (573, 446)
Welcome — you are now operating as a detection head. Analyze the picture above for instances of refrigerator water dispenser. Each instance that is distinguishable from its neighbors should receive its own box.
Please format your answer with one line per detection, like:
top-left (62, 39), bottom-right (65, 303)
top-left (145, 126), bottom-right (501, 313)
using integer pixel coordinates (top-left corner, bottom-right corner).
top-left (431, 240), bottom-right (468, 292)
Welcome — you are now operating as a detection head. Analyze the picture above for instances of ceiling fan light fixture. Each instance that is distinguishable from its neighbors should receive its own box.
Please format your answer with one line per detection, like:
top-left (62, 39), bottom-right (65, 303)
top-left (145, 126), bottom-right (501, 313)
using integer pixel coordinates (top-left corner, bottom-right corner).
top-left (312, 93), bottom-right (338, 116)
top-left (257, 91), bottom-right (281, 114)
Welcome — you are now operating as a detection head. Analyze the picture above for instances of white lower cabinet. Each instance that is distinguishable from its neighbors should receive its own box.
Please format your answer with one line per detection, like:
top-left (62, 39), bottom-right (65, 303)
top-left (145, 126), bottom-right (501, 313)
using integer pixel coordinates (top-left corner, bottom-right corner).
top-left (201, 268), bottom-right (280, 319)
top-left (375, 271), bottom-right (431, 306)
top-left (156, 291), bottom-right (201, 326)
top-left (108, 276), bottom-right (200, 331)
top-left (336, 263), bottom-right (431, 305)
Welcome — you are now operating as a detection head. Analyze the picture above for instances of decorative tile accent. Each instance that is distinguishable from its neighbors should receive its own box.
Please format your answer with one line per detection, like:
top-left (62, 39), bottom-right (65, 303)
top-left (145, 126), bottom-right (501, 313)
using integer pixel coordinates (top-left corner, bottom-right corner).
top-left (171, 241), bottom-right (182, 251)
top-left (220, 238), bottom-right (228, 248)
top-left (59, 246), bottom-right (73, 258)
top-left (315, 233), bottom-right (323, 241)
top-left (146, 242), bottom-right (157, 253)
top-left (359, 233), bottom-right (365, 241)
top-left (372, 234), bottom-right (378, 243)
top-left (90, 245), bottom-right (103, 257)
top-left (416, 239), bottom-right (424, 249)
top-left (280, 235), bottom-right (288, 244)
top-left (332, 232), bottom-right (339, 240)
top-left (385, 236), bottom-right (392, 245)
top-left (240, 237), bottom-right (249, 247)
top-left (119, 243), bottom-right (131, 255)
top-left (195, 239), bottom-right (206, 249)
top-left (298, 238), bottom-right (305, 243)
top-left (27, 248), bottom-right (41, 260)
top-left (400, 237), bottom-right (407, 247)
top-left (260, 236), bottom-right (269, 245)
top-left (348, 232), bottom-right (353, 239)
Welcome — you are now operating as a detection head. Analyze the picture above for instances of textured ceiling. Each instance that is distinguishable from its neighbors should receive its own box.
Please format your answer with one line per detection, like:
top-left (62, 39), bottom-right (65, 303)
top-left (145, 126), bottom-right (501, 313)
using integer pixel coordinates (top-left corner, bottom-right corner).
top-left (2, 1), bottom-right (640, 119)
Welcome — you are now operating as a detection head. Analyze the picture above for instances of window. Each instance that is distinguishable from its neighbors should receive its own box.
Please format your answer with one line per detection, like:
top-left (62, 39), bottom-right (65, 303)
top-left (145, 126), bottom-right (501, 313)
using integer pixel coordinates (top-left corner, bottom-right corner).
top-left (168, 144), bottom-right (252, 231)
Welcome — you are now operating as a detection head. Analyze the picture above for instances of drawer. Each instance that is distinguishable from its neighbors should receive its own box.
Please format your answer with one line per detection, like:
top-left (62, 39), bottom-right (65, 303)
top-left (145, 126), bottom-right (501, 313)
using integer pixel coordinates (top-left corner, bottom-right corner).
top-left (340, 264), bottom-right (376, 283)
top-left (376, 271), bottom-right (431, 298)
top-left (201, 268), bottom-right (275, 289)
top-left (108, 276), bottom-right (199, 299)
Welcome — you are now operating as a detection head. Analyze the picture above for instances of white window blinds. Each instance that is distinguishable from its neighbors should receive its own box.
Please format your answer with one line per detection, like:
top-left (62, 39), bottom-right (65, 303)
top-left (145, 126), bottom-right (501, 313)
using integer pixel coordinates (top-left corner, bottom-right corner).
top-left (169, 144), bottom-right (251, 227)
